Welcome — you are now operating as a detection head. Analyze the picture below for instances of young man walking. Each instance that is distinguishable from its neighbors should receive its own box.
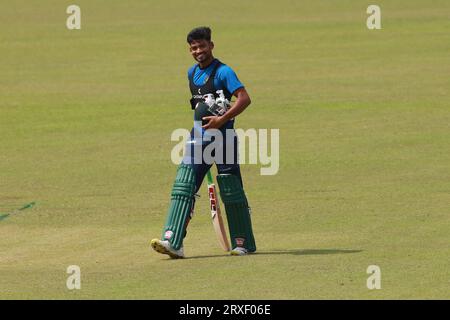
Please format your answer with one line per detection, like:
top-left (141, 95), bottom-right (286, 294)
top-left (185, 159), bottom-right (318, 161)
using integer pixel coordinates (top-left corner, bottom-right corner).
top-left (150, 26), bottom-right (256, 258)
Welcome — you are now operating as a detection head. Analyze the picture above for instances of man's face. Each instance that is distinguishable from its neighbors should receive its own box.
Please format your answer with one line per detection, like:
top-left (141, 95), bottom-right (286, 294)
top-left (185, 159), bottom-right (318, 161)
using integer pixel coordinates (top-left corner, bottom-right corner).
top-left (189, 39), bottom-right (214, 63)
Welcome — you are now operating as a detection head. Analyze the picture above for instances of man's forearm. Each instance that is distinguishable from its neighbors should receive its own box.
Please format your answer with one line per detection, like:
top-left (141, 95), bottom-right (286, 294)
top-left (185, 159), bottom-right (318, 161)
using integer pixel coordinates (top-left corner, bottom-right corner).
top-left (220, 93), bottom-right (251, 122)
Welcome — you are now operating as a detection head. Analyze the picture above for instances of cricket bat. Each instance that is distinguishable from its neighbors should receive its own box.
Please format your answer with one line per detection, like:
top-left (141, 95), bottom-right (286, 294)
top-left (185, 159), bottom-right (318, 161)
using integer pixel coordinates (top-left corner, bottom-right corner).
top-left (206, 169), bottom-right (230, 252)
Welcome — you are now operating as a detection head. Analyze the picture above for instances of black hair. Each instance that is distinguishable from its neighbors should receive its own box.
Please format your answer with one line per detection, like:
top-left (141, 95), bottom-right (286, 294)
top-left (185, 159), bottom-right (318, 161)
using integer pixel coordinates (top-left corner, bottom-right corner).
top-left (187, 26), bottom-right (212, 44)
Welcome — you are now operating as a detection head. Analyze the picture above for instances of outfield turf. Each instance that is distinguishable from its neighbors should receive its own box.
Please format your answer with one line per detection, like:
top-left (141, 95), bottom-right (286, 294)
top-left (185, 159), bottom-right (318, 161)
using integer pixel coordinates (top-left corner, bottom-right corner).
top-left (1, 0), bottom-right (449, 299)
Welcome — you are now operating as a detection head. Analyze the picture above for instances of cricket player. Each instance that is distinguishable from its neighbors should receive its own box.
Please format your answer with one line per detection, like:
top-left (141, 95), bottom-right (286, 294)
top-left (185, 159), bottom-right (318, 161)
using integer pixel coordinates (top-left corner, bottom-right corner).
top-left (151, 26), bottom-right (256, 258)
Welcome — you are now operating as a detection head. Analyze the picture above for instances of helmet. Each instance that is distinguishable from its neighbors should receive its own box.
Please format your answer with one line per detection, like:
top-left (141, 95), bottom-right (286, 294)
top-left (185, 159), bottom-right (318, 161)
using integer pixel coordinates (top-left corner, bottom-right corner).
top-left (194, 101), bottom-right (214, 126)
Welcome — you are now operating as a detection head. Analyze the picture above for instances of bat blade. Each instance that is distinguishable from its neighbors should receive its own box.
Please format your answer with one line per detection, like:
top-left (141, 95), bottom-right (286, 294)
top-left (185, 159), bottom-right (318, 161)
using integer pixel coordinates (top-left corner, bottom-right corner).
top-left (208, 182), bottom-right (230, 252)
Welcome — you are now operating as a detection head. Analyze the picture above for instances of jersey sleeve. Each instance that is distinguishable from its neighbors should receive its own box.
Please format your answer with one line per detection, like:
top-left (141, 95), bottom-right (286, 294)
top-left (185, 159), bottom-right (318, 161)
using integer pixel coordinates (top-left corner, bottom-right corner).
top-left (187, 65), bottom-right (195, 79)
top-left (217, 65), bottom-right (244, 95)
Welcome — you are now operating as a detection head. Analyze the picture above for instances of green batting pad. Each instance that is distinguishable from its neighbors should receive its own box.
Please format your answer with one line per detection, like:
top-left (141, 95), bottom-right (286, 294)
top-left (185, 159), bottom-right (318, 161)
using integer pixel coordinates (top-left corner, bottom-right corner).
top-left (162, 164), bottom-right (196, 250)
top-left (217, 174), bottom-right (256, 252)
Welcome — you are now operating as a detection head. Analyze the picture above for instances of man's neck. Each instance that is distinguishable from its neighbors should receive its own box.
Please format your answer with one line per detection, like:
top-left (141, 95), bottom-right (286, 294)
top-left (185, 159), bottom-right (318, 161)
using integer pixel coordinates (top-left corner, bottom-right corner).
top-left (199, 56), bottom-right (215, 69)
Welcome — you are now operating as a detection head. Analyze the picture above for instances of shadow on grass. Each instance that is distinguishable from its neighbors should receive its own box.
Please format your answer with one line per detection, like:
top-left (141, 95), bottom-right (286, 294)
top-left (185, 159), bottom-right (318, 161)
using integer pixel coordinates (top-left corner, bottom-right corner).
top-left (181, 248), bottom-right (362, 260)
top-left (256, 249), bottom-right (363, 256)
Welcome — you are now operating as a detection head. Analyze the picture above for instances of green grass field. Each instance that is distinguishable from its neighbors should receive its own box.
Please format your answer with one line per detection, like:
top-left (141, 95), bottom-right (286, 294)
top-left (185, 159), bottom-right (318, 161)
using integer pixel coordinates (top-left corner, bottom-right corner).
top-left (1, 0), bottom-right (449, 299)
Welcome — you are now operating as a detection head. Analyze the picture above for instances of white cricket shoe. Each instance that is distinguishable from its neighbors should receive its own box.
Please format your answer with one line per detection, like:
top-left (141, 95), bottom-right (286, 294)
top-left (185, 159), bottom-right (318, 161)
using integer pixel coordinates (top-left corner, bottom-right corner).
top-left (230, 247), bottom-right (248, 256)
top-left (151, 239), bottom-right (185, 259)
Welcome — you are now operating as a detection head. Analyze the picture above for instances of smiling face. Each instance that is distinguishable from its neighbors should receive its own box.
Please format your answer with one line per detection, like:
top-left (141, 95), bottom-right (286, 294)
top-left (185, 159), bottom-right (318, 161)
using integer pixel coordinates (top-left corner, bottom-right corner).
top-left (189, 39), bottom-right (214, 64)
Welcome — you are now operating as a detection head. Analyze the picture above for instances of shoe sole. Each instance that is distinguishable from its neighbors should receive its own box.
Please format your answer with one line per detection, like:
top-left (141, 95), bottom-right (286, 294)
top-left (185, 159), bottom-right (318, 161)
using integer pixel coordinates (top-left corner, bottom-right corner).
top-left (230, 249), bottom-right (257, 256)
top-left (230, 250), bottom-right (247, 256)
top-left (150, 239), bottom-right (184, 259)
